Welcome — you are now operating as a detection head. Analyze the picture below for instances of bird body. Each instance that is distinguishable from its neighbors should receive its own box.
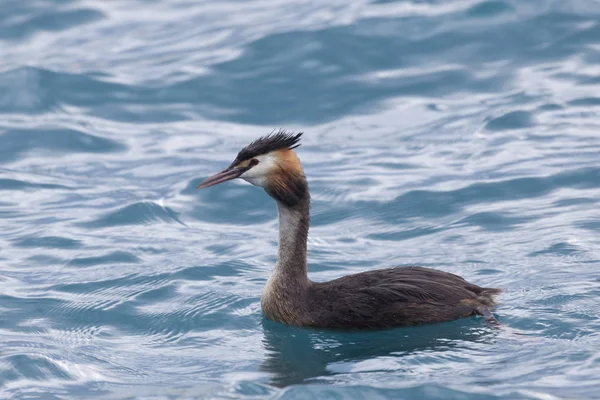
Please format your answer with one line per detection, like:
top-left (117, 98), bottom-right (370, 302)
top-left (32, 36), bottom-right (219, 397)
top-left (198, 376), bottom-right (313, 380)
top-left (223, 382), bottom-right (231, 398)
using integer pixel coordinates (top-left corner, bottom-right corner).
top-left (262, 267), bottom-right (500, 329)
top-left (197, 131), bottom-right (500, 329)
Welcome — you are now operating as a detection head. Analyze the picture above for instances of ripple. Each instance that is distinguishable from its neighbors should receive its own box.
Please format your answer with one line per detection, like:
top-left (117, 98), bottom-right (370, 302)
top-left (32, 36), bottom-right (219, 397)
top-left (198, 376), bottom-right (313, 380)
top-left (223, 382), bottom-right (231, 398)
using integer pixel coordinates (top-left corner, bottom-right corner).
top-left (552, 197), bottom-right (597, 208)
top-left (47, 260), bottom-right (257, 338)
top-left (173, 261), bottom-right (254, 281)
top-left (485, 111), bottom-right (535, 131)
top-left (366, 225), bottom-right (443, 241)
top-left (0, 68), bottom-right (53, 112)
top-left (0, 67), bottom-right (186, 122)
top-left (454, 212), bottom-right (536, 232)
top-left (12, 236), bottom-right (82, 249)
top-left (66, 251), bottom-right (140, 267)
top-left (136, 290), bottom-right (257, 338)
top-left (579, 220), bottom-right (600, 232)
top-left (372, 167), bottom-right (600, 222)
top-left (83, 201), bottom-right (183, 228)
top-left (528, 242), bottom-right (584, 257)
top-left (466, 1), bottom-right (514, 18)
top-left (48, 325), bottom-right (106, 347)
top-left (280, 383), bottom-right (556, 400)
top-left (568, 97), bottom-right (600, 107)
top-left (0, 354), bottom-right (72, 383)
top-left (0, 4), bottom-right (104, 41)
top-left (0, 178), bottom-right (68, 191)
top-left (0, 127), bottom-right (126, 163)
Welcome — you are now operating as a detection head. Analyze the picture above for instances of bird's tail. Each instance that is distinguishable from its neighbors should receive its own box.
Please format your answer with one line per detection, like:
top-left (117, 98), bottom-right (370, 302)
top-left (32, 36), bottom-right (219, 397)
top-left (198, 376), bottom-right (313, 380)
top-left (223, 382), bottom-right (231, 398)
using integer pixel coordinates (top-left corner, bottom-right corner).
top-left (476, 287), bottom-right (502, 307)
top-left (475, 305), bottom-right (500, 325)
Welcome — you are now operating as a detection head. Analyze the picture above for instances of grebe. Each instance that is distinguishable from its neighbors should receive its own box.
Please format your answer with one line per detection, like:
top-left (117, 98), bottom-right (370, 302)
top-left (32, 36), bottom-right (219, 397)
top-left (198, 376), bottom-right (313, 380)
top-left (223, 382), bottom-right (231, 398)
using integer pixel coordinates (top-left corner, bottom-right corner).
top-left (197, 131), bottom-right (501, 329)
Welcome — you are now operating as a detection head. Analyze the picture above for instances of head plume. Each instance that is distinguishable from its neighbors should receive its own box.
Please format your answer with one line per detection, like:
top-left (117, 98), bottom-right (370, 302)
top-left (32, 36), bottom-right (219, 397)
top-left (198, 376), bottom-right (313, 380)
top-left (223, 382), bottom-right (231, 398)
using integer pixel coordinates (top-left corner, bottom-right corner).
top-left (232, 130), bottom-right (303, 165)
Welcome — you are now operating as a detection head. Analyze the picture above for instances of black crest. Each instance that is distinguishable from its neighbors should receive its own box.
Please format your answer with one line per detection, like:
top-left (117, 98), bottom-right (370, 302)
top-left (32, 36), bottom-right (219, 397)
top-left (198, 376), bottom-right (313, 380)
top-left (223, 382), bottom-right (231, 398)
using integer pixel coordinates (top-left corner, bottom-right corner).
top-left (233, 130), bottom-right (303, 164)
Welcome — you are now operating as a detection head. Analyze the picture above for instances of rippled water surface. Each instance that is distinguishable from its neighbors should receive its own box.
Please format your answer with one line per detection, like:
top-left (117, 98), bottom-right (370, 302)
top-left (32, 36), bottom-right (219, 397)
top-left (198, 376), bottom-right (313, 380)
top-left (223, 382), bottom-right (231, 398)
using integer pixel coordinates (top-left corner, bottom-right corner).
top-left (2, 0), bottom-right (600, 398)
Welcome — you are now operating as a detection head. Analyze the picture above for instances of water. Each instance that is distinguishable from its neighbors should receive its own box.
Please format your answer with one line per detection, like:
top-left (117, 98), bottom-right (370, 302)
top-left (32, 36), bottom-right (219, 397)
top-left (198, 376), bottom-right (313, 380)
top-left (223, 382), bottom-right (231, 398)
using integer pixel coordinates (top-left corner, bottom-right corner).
top-left (1, 0), bottom-right (600, 398)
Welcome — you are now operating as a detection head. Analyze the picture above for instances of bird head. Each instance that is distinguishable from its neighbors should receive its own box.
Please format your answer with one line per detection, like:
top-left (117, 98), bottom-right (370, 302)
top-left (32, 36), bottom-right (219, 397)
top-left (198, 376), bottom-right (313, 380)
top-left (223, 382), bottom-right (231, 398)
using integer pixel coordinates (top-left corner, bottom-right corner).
top-left (197, 131), bottom-right (308, 207)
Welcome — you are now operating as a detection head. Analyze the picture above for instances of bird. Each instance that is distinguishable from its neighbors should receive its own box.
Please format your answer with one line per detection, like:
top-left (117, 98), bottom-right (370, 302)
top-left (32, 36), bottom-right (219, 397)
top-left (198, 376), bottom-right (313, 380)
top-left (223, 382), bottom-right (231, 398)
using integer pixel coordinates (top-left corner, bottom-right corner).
top-left (197, 131), bottom-right (501, 329)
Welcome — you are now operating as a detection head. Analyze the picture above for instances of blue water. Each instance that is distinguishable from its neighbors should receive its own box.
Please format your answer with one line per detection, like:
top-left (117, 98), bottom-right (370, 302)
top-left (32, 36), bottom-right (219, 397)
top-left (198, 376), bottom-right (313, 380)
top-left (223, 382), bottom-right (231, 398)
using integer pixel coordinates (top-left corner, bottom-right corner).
top-left (1, 0), bottom-right (600, 398)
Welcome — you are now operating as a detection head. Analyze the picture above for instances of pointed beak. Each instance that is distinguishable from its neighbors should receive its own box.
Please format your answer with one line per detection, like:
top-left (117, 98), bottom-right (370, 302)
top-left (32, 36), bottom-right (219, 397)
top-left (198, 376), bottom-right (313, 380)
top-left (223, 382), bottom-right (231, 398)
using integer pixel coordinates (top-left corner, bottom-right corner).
top-left (196, 167), bottom-right (245, 189)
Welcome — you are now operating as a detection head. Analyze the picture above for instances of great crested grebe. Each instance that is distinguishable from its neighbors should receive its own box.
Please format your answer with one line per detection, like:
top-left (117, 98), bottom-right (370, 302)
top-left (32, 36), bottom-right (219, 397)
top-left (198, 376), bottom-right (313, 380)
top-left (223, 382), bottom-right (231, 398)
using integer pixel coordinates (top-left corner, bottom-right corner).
top-left (197, 131), bottom-right (501, 329)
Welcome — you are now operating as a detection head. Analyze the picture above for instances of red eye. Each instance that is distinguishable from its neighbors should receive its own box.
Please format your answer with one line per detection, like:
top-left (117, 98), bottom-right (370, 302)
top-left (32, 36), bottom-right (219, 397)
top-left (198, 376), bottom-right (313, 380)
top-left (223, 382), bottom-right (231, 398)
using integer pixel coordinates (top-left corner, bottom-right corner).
top-left (250, 159), bottom-right (259, 166)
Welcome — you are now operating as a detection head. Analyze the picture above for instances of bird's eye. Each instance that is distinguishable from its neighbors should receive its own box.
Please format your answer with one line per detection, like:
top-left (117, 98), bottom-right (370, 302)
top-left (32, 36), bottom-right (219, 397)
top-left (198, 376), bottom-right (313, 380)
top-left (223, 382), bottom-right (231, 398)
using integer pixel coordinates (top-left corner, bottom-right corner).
top-left (250, 159), bottom-right (259, 166)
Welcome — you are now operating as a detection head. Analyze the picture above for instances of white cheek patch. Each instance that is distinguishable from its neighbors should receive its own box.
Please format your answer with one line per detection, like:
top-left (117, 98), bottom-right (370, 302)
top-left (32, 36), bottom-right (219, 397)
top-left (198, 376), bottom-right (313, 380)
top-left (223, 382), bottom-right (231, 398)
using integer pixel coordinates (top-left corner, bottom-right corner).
top-left (240, 153), bottom-right (276, 187)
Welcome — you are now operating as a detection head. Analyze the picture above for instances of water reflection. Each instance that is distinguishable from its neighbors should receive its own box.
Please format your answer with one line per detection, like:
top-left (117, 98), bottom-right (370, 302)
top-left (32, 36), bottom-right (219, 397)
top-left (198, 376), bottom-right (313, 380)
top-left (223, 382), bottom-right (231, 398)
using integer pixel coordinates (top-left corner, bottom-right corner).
top-left (260, 318), bottom-right (497, 387)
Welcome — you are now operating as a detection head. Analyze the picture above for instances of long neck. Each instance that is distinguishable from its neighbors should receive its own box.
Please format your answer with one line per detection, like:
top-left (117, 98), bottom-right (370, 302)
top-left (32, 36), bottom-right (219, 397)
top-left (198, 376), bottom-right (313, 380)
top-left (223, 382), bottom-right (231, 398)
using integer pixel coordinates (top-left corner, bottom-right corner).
top-left (274, 195), bottom-right (310, 282)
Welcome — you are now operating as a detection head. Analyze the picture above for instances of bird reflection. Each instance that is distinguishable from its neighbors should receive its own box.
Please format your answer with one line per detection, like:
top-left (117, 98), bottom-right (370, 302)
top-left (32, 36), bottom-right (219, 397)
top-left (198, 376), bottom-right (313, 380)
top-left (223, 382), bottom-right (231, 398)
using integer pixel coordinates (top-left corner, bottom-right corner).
top-left (259, 318), bottom-right (497, 387)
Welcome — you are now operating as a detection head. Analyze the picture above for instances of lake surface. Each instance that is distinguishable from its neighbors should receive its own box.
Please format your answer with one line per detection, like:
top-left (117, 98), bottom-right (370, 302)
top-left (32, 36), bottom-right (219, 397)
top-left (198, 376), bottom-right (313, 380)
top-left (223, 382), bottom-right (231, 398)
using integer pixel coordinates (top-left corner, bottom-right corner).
top-left (1, 0), bottom-right (600, 399)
